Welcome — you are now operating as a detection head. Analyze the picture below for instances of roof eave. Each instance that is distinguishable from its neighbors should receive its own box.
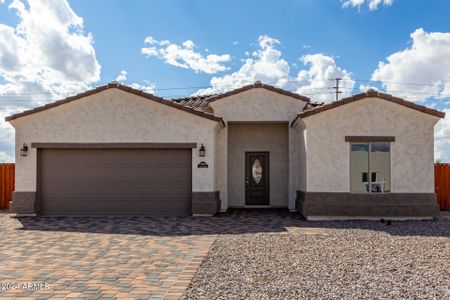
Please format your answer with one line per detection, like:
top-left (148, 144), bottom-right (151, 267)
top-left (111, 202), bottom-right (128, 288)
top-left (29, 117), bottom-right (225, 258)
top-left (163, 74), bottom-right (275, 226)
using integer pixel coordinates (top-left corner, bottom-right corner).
top-left (293, 91), bottom-right (445, 121)
top-left (5, 83), bottom-right (224, 123)
top-left (207, 82), bottom-right (310, 103)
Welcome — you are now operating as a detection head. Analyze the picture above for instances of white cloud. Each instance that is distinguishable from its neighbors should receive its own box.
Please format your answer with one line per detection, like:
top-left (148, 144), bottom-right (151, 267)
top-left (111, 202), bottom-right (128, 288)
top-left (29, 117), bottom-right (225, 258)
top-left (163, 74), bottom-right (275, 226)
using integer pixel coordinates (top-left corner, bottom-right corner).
top-left (369, 28), bottom-right (450, 161)
top-left (0, 151), bottom-right (14, 163)
top-left (195, 35), bottom-right (290, 95)
top-left (232, 41), bottom-right (239, 45)
top-left (114, 70), bottom-right (155, 94)
top-left (195, 35), bottom-right (354, 103)
top-left (0, 109), bottom-right (17, 162)
top-left (129, 82), bottom-right (155, 94)
top-left (141, 36), bottom-right (231, 74)
top-left (359, 84), bottom-right (379, 92)
top-left (0, 0), bottom-right (101, 161)
top-left (372, 28), bottom-right (450, 101)
top-left (296, 54), bottom-right (355, 102)
top-left (342, 0), bottom-right (393, 10)
top-left (115, 70), bottom-right (127, 82)
top-left (434, 108), bottom-right (450, 162)
top-left (2, 0), bottom-right (101, 87)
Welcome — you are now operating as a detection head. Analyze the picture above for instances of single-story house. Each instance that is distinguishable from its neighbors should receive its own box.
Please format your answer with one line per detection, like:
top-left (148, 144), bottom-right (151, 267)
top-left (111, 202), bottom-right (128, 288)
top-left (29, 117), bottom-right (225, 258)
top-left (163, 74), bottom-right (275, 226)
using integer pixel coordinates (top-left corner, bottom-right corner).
top-left (6, 81), bottom-right (445, 219)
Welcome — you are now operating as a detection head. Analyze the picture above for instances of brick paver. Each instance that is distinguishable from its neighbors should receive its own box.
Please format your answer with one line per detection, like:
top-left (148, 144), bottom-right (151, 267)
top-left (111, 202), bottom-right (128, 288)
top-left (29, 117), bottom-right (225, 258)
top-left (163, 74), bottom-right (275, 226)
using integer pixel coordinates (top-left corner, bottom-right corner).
top-left (0, 210), bottom-right (298, 299)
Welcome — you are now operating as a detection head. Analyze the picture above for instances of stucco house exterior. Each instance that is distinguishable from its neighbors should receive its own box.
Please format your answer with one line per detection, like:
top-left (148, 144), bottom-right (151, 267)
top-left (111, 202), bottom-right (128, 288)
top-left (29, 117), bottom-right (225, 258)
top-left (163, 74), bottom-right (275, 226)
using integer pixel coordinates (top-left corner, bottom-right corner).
top-left (6, 81), bottom-right (445, 219)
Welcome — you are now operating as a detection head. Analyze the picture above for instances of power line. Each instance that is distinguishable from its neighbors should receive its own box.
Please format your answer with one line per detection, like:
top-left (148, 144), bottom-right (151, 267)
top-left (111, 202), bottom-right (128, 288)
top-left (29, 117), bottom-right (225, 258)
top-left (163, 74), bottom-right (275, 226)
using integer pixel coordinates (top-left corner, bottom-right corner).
top-left (338, 86), bottom-right (450, 96)
top-left (0, 79), bottom-right (450, 107)
top-left (346, 78), bottom-right (450, 89)
top-left (0, 84), bottom-right (339, 97)
top-left (1, 78), bottom-right (450, 97)
top-left (0, 79), bottom-right (450, 97)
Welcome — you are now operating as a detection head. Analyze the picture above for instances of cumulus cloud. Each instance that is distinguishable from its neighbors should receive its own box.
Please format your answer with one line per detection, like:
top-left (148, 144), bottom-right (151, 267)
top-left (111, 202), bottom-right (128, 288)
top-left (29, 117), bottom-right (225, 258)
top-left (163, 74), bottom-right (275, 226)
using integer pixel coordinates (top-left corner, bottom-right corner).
top-left (115, 70), bottom-right (127, 82)
top-left (194, 35), bottom-right (290, 95)
top-left (2, 0), bottom-right (101, 89)
top-left (128, 82), bottom-right (155, 94)
top-left (114, 70), bottom-right (155, 94)
top-left (0, 150), bottom-right (14, 163)
top-left (372, 28), bottom-right (450, 101)
top-left (342, 0), bottom-right (394, 10)
top-left (195, 35), bottom-right (354, 102)
top-left (0, 0), bottom-right (101, 162)
top-left (370, 28), bottom-right (450, 160)
top-left (371, 28), bottom-right (450, 161)
top-left (435, 108), bottom-right (450, 162)
top-left (141, 36), bottom-right (231, 74)
top-left (296, 54), bottom-right (355, 102)
top-left (0, 108), bottom-right (18, 163)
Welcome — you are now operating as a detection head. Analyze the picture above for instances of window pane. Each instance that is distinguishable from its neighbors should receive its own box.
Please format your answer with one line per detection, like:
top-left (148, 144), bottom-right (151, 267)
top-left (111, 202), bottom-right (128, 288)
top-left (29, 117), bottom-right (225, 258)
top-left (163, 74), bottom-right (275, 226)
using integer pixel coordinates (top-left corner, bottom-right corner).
top-left (370, 143), bottom-right (390, 192)
top-left (252, 158), bottom-right (263, 184)
top-left (351, 143), bottom-right (369, 193)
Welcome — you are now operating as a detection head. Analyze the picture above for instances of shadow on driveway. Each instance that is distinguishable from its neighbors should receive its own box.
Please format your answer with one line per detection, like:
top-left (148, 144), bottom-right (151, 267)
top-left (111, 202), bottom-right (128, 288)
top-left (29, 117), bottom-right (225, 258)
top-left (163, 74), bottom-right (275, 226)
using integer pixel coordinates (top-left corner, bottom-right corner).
top-left (12, 208), bottom-right (450, 238)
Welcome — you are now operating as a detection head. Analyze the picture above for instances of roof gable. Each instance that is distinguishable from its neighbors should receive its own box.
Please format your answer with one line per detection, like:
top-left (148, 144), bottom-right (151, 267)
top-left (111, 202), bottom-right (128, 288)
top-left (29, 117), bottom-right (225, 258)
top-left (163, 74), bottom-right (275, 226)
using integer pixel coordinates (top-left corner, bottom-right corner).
top-left (5, 83), bottom-right (223, 123)
top-left (205, 82), bottom-right (310, 104)
top-left (292, 90), bottom-right (445, 126)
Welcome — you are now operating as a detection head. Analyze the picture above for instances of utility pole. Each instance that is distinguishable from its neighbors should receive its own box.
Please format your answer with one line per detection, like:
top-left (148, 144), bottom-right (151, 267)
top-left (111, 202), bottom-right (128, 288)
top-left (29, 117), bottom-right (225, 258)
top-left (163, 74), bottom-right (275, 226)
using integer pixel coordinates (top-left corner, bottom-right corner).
top-left (333, 77), bottom-right (342, 101)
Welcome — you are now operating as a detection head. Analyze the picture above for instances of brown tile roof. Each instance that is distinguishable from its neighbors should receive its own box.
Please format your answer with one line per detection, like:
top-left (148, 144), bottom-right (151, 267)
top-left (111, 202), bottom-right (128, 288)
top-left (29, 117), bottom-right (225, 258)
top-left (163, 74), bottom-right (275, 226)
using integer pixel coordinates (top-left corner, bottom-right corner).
top-left (205, 81), bottom-right (310, 103)
top-left (172, 94), bottom-right (218, 111)
top-left (170, 82), bottom-right (311, 113)
top-left (5, 83), bottom-right (224, 123)
top-left (291, 90), bottom-right (445, 127)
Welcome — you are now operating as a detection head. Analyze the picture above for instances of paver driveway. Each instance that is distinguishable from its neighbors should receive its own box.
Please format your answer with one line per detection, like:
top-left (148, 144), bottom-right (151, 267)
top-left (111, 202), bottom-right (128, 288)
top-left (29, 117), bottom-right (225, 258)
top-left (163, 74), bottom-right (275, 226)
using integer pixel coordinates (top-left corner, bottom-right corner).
top-left (0, 210), bottom-right (299, 299)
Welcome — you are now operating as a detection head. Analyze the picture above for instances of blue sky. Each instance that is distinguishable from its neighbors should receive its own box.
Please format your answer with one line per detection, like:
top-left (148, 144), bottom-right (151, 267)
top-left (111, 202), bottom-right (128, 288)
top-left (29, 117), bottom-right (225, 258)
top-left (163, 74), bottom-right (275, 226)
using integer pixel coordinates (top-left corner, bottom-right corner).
top-left (0, 0), bottom-right (450, 161)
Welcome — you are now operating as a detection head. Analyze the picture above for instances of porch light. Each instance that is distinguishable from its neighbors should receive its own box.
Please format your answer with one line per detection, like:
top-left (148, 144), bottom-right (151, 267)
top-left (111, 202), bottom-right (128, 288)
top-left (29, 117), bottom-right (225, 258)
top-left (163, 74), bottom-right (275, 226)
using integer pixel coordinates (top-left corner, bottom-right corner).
top-left (20, 143), bottom-right (28, 157)
top-left (199, 144), bottom-right (206, 157)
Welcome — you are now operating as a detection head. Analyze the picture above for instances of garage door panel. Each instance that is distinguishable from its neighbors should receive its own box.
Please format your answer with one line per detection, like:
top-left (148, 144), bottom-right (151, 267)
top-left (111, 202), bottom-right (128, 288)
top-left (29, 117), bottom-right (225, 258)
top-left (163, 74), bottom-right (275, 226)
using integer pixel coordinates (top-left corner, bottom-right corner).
top-left (42, 149), bottom-right (191, 167)
top-left (44, 184), bottom-right (191, 195)
top-left (39, 149), bottom-right (192, 215)
top-left (42, 167), bottom-right (191, 183)
top-left (43, 177), bottom-right (191, 186)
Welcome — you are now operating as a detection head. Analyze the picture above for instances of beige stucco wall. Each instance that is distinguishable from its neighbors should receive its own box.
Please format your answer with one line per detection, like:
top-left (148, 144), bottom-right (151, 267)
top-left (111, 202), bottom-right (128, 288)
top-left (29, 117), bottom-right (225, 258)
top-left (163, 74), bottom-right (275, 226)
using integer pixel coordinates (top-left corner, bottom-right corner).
top-left (209, 88), bottom-right (307, 122)
top-left (227, 123), bottom-right (289, 207)
top-left (10, 88), bottom-right (220, 193)
top-left (293, 120), bottom-right (307, 192)
top-left (211, 88), bottom-right (308, 209)
top-left (217, 126), bottom-right (228, 210)
top-left (302, 97), bottom-right (440, 193)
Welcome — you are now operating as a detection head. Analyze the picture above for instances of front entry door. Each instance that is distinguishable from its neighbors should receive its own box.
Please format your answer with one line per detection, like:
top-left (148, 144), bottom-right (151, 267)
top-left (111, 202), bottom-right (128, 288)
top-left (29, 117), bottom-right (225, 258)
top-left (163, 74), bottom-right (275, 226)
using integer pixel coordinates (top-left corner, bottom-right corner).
top-left (245, 152), bottom-right (270, 205)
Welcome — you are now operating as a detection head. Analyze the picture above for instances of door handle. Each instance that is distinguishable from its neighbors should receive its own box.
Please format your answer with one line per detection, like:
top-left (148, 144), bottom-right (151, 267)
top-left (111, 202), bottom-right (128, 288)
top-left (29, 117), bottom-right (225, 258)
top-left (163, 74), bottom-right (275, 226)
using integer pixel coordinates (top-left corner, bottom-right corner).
top-left (245, 177), bottom-right (249, 187)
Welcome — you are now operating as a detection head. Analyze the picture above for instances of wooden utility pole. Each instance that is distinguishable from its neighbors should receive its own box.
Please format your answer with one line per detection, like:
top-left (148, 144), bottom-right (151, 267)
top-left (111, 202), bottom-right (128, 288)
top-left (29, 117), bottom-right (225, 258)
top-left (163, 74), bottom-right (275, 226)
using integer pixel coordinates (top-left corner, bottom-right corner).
top-left (333, 77), bottom-right (342, 101)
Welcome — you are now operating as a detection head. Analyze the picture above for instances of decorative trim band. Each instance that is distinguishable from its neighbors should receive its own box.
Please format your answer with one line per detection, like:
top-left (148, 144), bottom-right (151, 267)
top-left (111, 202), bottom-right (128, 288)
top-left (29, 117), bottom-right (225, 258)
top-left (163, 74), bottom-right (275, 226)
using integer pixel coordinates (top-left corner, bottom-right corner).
top-left (296, 191), bottom-right (439, 218)
top-left (345, 136), bottom-right (395, 142)
top-left (31, 142), bottom-right (197, 149)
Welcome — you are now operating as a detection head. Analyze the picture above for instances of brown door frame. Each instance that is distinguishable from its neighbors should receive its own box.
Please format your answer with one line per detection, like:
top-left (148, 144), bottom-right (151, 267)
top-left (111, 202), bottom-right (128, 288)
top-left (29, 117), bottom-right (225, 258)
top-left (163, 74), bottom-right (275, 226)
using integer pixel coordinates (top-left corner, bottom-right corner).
top-left (245, 151), bottom-right (270, 205)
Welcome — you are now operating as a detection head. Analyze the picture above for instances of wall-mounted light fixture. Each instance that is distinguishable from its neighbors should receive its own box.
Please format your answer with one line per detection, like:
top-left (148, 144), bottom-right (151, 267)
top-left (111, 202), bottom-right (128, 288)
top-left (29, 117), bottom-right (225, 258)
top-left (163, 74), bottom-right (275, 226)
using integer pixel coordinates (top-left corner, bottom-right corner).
top-left (199, 144), bottom-right (206, 157)
top-left (20, 143), bottom-right (28, 157)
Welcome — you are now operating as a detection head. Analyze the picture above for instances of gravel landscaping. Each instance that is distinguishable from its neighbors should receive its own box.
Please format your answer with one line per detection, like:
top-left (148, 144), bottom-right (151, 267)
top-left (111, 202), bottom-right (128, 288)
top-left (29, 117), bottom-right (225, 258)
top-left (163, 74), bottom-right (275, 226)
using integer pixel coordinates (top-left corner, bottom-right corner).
top-left (182, 219), bottom-right (450, 300)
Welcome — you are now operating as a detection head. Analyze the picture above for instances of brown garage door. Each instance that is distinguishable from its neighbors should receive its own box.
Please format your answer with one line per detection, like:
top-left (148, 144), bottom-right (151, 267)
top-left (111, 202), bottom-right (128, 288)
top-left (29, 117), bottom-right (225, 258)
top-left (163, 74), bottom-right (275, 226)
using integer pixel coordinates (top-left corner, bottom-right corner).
top-left (38, 148), bottom-right (192, 215)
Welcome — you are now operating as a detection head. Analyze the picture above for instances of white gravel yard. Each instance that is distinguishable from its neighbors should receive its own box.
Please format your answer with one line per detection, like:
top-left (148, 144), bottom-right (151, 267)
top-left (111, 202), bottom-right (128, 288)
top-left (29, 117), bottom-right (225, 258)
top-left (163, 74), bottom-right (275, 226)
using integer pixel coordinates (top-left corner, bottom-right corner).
top-left (182, 219), bottom-right (450, 300)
